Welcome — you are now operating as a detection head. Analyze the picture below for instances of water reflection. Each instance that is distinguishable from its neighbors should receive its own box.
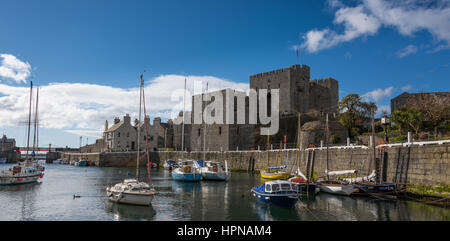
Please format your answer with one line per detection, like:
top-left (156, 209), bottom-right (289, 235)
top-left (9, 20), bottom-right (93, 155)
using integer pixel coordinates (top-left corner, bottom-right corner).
top-left (105, 202), bottom-right (156, 221)
top-left (0, 164), bottom-right (448, 221)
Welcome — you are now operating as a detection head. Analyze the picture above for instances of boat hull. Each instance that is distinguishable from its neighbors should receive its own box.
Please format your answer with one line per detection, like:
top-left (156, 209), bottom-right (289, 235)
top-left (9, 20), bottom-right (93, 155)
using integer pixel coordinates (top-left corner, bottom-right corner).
top-left (353, 183), bottom-right (400, 198)
top-left (172, 172), bottom-right (202, 182)
top-left (0, 174), bottom-right (41, 186)
top-left (251, 189), bottom-right (298, 207)
top-left (0, 159), bottom-right (6, 164)
top-left (107, 191), bottom-right (154, 206)
top-left (202, 172), bottom-right (231, 181)
top-left (318, 183), bottom-right (356, 196)
top-left (260, 172), bottom-right (291, 181)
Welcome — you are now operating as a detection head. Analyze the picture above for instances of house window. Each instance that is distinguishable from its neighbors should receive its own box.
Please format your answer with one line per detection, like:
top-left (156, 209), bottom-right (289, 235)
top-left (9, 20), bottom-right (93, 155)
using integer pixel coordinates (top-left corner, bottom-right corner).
top-left (150, 136), bottom-right (154, 141)
top-left (118, 132), bottom-right (121, 137)
top-left (219, 127), bottom-right (222, 135)
top-left (198, 128), bottom-right (201, 136)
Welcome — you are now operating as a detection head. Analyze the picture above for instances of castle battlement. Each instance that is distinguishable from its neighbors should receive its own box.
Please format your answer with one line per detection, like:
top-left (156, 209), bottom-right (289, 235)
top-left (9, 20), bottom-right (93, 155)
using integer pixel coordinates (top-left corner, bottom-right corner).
top-left (309, 77), bottom-right (337, 89)
top-left (249, 64), bottom-right (310, 79)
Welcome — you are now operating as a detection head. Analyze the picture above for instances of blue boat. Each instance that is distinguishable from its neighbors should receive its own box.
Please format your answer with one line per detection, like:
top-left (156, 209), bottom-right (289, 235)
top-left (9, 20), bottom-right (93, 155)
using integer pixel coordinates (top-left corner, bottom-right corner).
top-left (172, 160), bottom-right (202, 182)
top-left (251, 180), bottom-right (299, 207)
top-left (0, 157), bottom-right (6, 164)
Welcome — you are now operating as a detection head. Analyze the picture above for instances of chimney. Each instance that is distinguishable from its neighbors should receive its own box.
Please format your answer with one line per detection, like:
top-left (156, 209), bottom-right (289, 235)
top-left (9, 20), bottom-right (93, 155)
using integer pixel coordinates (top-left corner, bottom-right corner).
top-left (124, 114), bottom-right (131, 124)
top-left (144, 115), bottom-right (150, 126)
top-left (114, 117), bottom-right (120, 124)
top-left (134, 118), bottom-right (139, 126)
top-left (104, 120), bottom-right (109, 131)
top-left (154, 117), bottom-right (161, 126)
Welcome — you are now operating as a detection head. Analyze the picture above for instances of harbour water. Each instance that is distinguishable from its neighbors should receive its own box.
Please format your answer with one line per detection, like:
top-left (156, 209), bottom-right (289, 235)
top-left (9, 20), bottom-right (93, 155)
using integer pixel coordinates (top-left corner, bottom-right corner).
top-left (0, 164), bottom-right (448, 221)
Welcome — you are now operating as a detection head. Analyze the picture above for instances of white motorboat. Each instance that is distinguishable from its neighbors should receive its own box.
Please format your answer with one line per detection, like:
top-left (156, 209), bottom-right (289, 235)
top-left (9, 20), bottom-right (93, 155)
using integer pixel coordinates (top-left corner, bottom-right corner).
top-left (106, 179), bottom-right (155, 206)
top-left (198, 160), bottom-right (231, 181)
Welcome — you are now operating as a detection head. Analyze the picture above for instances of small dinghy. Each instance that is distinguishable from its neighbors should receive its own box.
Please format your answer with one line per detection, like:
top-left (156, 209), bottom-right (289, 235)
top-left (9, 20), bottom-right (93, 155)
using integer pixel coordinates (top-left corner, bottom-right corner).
top-left (251, 180), bottom-right (299, 207)
top-left (107, 179), bottom-right (155, 206)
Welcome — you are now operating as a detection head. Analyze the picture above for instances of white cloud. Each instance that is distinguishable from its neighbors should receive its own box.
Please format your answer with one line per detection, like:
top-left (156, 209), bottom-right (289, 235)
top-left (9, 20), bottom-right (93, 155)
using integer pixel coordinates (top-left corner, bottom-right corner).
top-left (401, 84), bottom-right (412, 91)
top-left (301, 0), bottom-right (450, 53)
top-left (0, 54), bottom-right (31, 83)
top-left (396, 45), bottom-right (418, 58)
top-left (362, 86), bottom-right (394, 102)
top-left (0, 74), bottom-right (248, 139)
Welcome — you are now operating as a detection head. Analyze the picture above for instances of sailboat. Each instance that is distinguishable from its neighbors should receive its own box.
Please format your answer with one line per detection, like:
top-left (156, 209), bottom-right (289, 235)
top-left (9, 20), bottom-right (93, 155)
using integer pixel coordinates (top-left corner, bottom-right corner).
top-left (289, 113), bottom-right (317, 193)
top-left (349, 109), bottom-right (405, 199)
top-left (260, 130), bottom-right (290, 181)
top-left (0, 82), bottom-right (44, 185)
top-left (316, 113), bottom-right (357, 196)
top-left (106, 72), bottom-right (156, 206)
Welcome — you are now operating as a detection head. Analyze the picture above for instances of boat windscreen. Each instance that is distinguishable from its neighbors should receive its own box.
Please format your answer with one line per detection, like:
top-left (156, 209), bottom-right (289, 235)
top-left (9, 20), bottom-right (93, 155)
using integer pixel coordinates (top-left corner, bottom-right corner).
top-left (280, 183), bottom-right (292, 191)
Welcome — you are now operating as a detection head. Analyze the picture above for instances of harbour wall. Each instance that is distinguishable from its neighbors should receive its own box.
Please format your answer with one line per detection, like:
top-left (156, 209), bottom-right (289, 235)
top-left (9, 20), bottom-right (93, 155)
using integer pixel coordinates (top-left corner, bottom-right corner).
top-left (59, 143), bottom-right (449, 186)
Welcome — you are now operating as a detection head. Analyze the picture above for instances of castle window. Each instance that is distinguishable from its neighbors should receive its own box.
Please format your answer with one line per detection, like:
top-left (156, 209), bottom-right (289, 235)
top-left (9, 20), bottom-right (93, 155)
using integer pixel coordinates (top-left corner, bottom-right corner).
top-left (237, 127), bottom-right (240, 135)
top-left (219, 127), bottom-right (222, 135)
top-left (127, 132), bottom-right (129, 137)
top-left (198, 128), bottom-right (201, 136)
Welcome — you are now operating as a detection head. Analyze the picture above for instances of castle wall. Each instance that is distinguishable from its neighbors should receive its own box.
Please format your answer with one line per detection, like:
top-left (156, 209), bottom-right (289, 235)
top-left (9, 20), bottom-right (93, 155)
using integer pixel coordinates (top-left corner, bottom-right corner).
top-left (62, 143), bottom-right (450, 186)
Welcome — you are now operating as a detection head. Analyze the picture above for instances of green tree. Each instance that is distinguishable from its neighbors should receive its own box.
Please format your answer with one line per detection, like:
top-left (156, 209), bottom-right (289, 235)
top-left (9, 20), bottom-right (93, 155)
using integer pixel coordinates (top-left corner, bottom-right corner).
top-left (338, 94), bottom-right (377, 139)
top-left (391, 108), bottom-right (423, 135)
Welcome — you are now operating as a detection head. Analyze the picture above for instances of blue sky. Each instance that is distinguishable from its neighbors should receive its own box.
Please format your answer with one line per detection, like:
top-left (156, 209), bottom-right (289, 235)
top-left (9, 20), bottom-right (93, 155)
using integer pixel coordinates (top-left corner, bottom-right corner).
top-left (0, 0), bottom-right (449, 147)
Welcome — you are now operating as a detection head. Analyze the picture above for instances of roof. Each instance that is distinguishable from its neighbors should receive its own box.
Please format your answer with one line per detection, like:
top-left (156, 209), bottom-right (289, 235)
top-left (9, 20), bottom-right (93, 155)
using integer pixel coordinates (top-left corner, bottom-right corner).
top-left (105, 121), bottom-right (124, 132)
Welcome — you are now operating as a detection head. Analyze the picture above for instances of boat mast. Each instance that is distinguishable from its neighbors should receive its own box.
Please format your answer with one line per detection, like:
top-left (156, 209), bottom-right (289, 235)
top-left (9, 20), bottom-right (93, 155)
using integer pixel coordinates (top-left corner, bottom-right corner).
top-left (371, 107), bottom-right (377, 183)
top-left (203, 82), bottom-right (208, 161)
top-left (32, 87), bottom-right (39, 161)
top-left (266, 129), bottom-right (270, 169)
top-left (297, 112), bottom-right (301, 173)
top-left (25, 81), bottom-right (33, 162)
top-left (136, 73), bottom-right (144, 181)
top-left (181, 78), bottom-right (186, 152)
top-left (141, 71), bottom-right (153, 185)
top-left (326, 113), bottom-right (329, 181)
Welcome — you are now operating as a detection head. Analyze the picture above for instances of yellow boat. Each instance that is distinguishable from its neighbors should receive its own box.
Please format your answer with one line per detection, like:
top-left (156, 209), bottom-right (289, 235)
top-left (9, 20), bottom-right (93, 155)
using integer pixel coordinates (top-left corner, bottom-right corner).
top-left (260, 165), bottom-right (291, 181)
top-left (260, 171), bottom-right (291, 181)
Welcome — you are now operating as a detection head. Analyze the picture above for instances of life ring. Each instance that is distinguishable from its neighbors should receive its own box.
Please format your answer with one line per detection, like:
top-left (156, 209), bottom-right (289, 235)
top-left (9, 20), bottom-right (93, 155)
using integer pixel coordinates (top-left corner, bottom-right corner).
top-left (184, 166), bottom-right (191, 173)
top-left (213, 166), bottom-right (218, 172)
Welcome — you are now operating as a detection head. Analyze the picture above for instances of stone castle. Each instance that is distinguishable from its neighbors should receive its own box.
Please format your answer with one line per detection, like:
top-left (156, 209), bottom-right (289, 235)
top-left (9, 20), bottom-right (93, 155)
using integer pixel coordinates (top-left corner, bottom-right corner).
top-left (87, 64), bottom-right (346, 153)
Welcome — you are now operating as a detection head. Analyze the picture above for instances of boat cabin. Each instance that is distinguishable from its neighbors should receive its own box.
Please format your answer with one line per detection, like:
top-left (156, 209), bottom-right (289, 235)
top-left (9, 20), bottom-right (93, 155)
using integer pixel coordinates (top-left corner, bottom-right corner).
top-left (259, 180), bottom-right (297, 193)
